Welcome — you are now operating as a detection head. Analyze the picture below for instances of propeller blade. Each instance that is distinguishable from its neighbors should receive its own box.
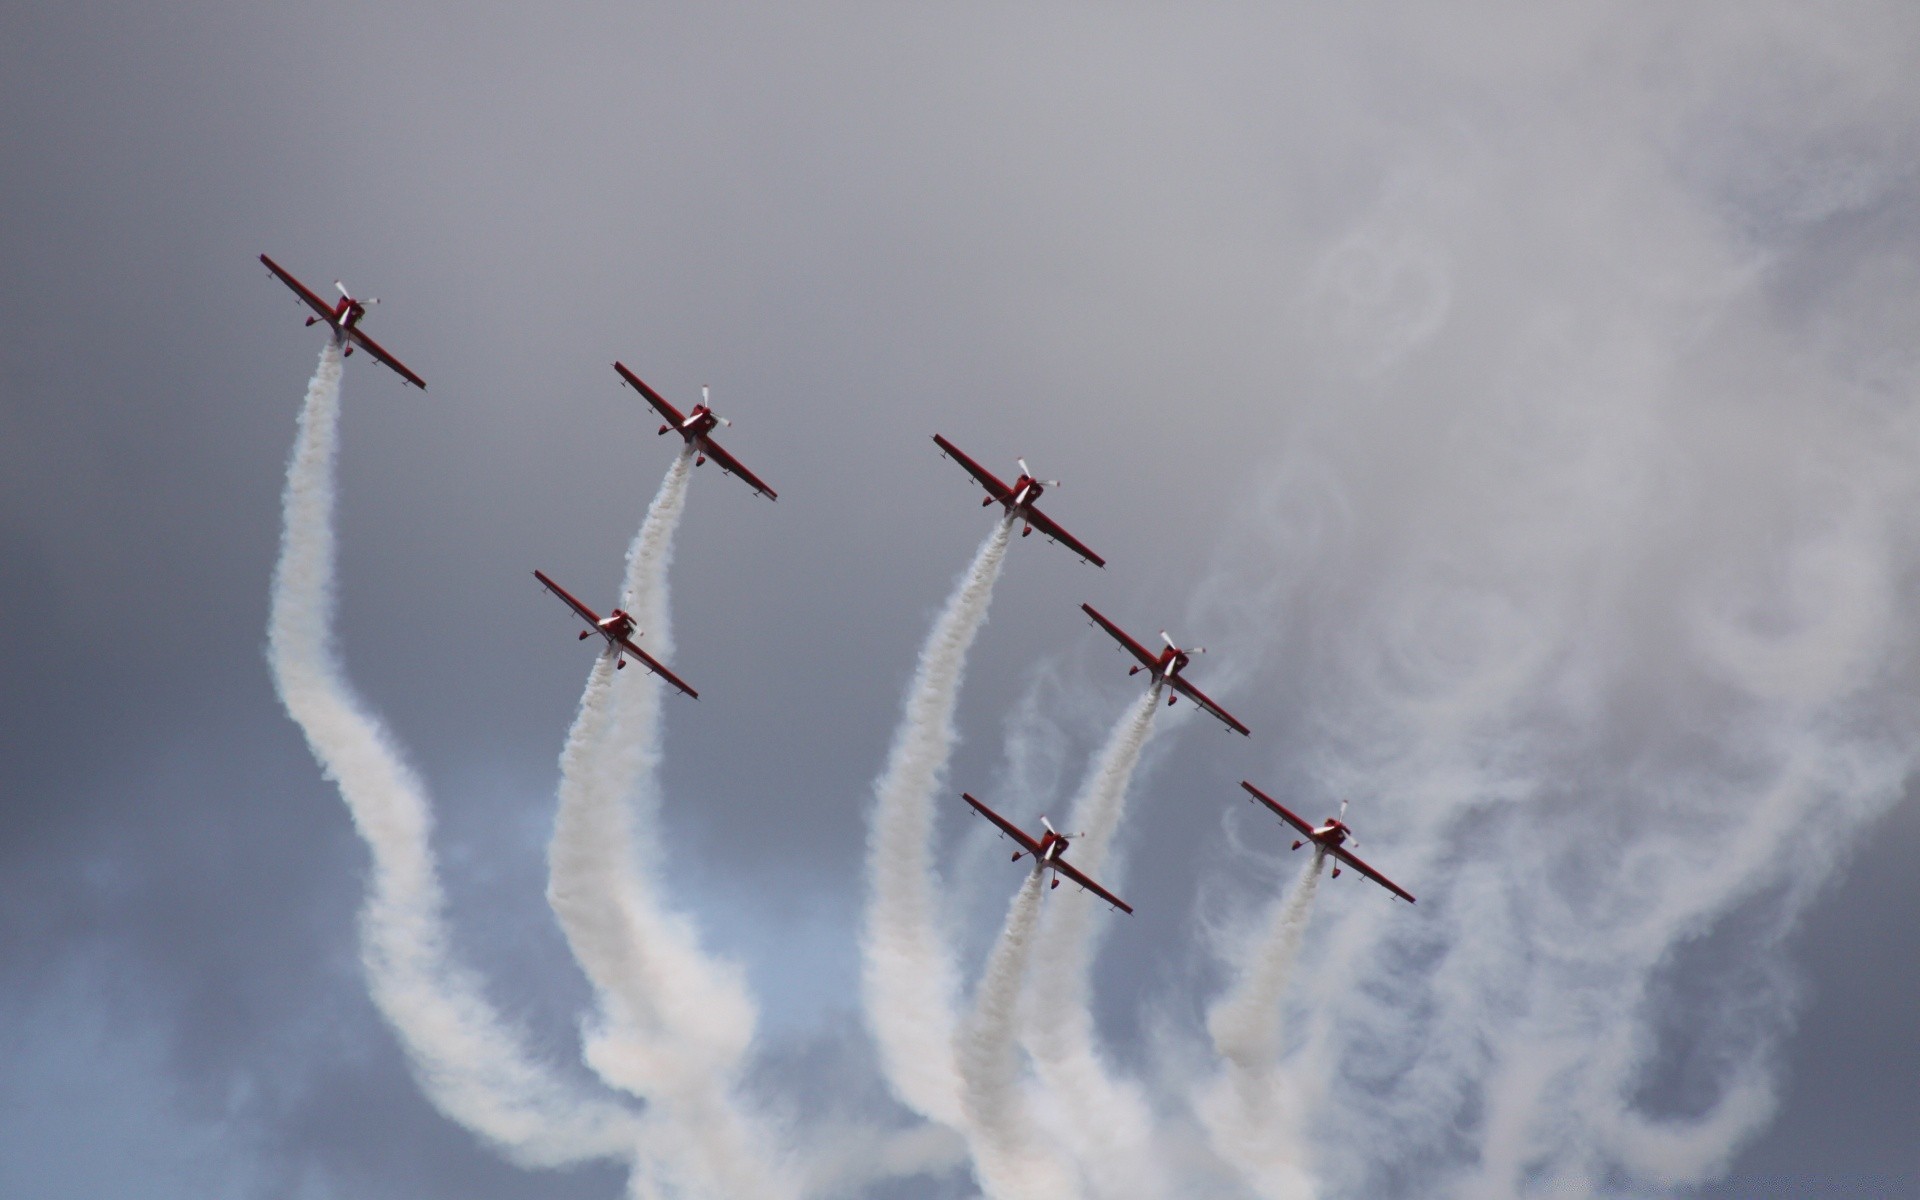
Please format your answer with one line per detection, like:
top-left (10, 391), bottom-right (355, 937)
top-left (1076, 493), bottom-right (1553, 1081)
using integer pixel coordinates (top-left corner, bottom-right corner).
top-left (335, 280), bottom-right (350, 297)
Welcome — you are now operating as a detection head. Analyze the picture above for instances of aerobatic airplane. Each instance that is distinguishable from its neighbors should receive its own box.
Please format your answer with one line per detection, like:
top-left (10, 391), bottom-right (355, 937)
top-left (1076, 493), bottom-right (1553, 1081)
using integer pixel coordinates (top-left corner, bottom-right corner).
top-left (615, 363), bottom-right (777, 500)
top-left (259, 254), bottom-right (426, 390)
top-left (1240, 781), bottom-right (1415, 903)
top-left (1081, 603), bottom-right (1250, 735)
top-left (532, 570), bottom-right (698, 699)
top-left (964, 793), bottom-right (1132, 913)
top-left (932, 435), bottom-right (1105, 567)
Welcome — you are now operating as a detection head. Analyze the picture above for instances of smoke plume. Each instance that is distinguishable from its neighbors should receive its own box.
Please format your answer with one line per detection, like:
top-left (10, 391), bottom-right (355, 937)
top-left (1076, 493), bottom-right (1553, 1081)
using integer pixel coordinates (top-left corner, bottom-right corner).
top-left (1198, 849), bottom-right (1327, 1200)
top-left (267, 344), bottom-right (638, 1167)
top-left (1019, 692), bottom-right (1162, 1199)
top-left (861, 518), bottom-right (1015, 1127)
top-left (956, 870), bottom-right (1081, 1200)
top-left (546, 448), bottom-right (794, 1198)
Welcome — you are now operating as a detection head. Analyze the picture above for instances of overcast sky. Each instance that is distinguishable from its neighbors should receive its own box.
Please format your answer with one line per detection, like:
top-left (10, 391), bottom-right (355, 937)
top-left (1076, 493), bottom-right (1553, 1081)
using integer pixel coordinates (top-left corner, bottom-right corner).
top-left (2, 3), bottom-right (1917, 1197)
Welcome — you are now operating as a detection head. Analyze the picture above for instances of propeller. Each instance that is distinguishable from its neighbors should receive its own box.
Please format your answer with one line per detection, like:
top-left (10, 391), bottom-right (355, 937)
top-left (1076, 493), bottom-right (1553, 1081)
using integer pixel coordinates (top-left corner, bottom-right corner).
top-left (1016, 458), bottom-right (1060, 487)
top-left (702, 385), bottom-right (732, 426)
top-left (1160, 631), bottom-right (1206, 655)
top-left (334, 281), bottom-right (376, 306)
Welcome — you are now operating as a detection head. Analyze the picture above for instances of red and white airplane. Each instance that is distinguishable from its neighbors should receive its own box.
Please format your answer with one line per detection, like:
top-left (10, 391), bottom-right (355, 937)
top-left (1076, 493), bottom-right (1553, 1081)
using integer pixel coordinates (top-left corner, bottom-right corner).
top-left (259, 254), bottom-right (426, 390)
top-left (533, 569), bottom-right (698, 699)
top-left (932, 435), bottom-right (1105, 567)
top-left (1081, 603), bottom-right (1250, 736)
top-left (963, 793), bottom-right (1132, 913)
top-left (1240, 781), bottom-right (1415, 903)
top-left (615, 363), bottom-right (777, 501)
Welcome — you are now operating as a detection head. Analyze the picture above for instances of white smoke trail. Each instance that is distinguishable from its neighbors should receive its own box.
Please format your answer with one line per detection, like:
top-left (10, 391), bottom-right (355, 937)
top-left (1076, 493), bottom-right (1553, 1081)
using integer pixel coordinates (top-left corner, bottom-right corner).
top-left (797, 1121), bottom-right (969, 1198)
top-left (1197, 850), bottom-right (1327, 1200)
top-left (1184, 50), bottom-right (1920, 1188)
top-left (861, 518), bottom-right (1015, 1127)
top-left (546, 449), bottom-right (795, 1199)
top-left (1019, 691), bottom-right (1162, 1200)
top-left (957, 871), bottom-right (1082, 1200)
top-left (267, 344), bottom-right (638, 1167)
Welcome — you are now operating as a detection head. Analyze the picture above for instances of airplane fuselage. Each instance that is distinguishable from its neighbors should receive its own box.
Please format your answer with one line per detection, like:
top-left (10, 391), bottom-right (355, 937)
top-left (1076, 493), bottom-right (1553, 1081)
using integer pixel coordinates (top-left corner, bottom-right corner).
top-left (1129, 647), bottom-right (1190, 688)
top-left (1014, 826), bottom-right (1076, 889)
top-left (306, 298), bottom-right (365, 344)
top-left (1291, 819), bottom-right (1351, 852)
top-left (987, 476), bottom-right (1046, 534)
top-left (660, 407), bottom-right (723, 465)
top-left (581, 609), bottom-right (641, 665)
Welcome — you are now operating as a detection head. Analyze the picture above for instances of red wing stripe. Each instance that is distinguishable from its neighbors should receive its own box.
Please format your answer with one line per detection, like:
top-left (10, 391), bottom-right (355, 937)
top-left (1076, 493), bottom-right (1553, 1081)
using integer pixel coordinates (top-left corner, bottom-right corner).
top-left (962, 793), bottom-right (1042, 857)
top-left (260, 254), bottom-right (338, 323)
top-left (618, 637), bottom-right (699, 699)
top-left (699, 437), bottom-right (778, 500)
top-left (1241, 781), bottom-right (1316, 838)
top-left (1171, 676), bottom-right (1250, 736)
top-left (1022, 505), bottom-right (1106, 568)
top-left (1331, 845), bottom-right (1415, 903)
top-left (533, 570), bottom-right (602, 626)
top-left (614, 362), bottom-right (686, 425)
top-left (1080, 603), bottom-right (1159, 670)
top-left (1050, 859), bottom-right (1133, 914)
top-left (933, 435), bottom-right (1014, 502)
top-left (348, 328), bottom-right (426, 390)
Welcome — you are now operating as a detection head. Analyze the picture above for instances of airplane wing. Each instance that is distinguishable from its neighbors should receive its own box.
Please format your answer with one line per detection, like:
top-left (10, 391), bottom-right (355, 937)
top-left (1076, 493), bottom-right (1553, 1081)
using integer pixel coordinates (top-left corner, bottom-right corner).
top-left (1021, 504), bottom-right (1105, 568)
top-left (534, 570), bottom-right (602, 626)
top-left (1240, 781), bottom-right (1318, 840)
top-left (1170, 674), bottom-right (1251, 736)
top-left (696, 436), bottom-right (778, 501)
top-left (614, 362), bottom-right (686, 425)
top-left (962, 793), bottom-right (1043, 858)
top-left (347, 327), bottom-right (426, 390)
top-left (1049, 857), bottom-right (1134, 915)
top-left (1328, 843), bottom-right (1416, 904)
top-left (260, 254), bottom-right (338, 324)
top-left (1080, 603), bottom-right (1161, 672)
top-left (614, 635), bottom-right (700, 700)
top-left (932, 435), bottom-right (1014, 504)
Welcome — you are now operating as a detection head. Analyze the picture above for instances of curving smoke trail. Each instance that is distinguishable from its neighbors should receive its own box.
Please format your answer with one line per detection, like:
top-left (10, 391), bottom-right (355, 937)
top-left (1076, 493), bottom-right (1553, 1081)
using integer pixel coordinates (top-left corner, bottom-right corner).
top-left (861, 518), bottom-right (1015, 1127)
top-left (1184, 51), bottom-right (1920, 1186)
top-left (1198, 849), bottom-right (1327, 1200)
top-left (1019, 691), bottom-right (1162, 1200)
top-left (267, 344), bottom-right (639, 1167)
top-left (547, 448), bottom-right (795, 1199)
top-left (957, 870), bottom-right (1082, 1200)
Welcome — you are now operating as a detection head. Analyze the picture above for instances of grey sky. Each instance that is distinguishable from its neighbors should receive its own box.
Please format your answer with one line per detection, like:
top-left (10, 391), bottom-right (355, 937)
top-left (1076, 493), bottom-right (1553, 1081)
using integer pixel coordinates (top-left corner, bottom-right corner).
top-left (2, 3), bottom-right (1917, 1197)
